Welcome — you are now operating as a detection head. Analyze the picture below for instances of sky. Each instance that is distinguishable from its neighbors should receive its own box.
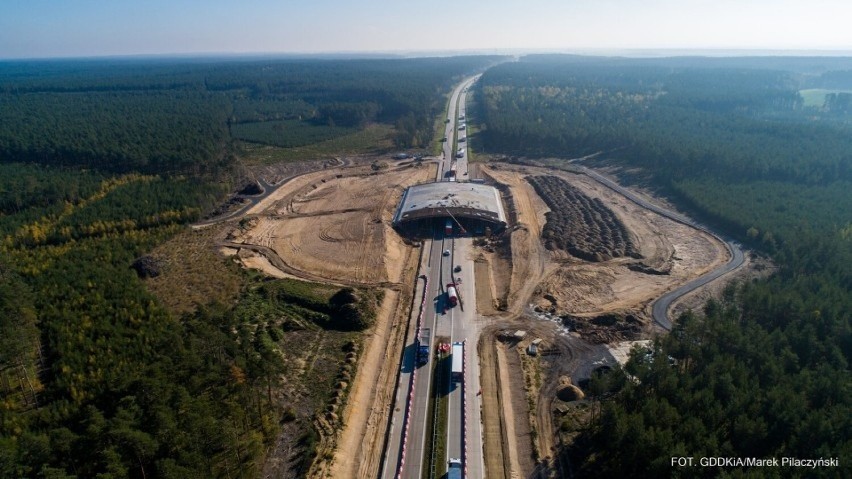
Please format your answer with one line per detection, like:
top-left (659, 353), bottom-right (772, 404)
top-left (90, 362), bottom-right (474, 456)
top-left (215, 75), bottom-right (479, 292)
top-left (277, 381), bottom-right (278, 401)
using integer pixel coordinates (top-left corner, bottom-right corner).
top-left (1, 0), bottom-right (851, 59)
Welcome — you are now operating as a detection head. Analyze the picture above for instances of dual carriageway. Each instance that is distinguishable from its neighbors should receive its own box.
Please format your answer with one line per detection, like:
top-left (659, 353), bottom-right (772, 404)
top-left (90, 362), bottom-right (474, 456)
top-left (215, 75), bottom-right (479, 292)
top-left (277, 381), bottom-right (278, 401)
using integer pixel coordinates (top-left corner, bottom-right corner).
top-left (380, 74), bottom-right (747, 478)
top-left (381, 76), bottom-right (483, 479)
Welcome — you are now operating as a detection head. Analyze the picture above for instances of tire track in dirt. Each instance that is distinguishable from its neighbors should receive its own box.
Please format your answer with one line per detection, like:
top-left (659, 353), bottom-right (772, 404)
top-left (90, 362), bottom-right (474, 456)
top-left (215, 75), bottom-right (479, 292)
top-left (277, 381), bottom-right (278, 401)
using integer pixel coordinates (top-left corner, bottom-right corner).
top-left (356, 185), bottom-right (393, 283)
top-left (224, 242), bottom-right (404, 290)
top-left (482, 167), bottom-right (555, 313)
top-left (496, 342), bottom-right (532, 477)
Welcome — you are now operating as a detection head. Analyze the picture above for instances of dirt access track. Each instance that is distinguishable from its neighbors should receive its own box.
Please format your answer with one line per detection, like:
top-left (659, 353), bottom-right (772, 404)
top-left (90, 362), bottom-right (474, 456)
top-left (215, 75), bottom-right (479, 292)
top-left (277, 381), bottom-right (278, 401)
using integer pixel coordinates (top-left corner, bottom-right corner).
top-left (227, 162), bottom-right (433, 286)
top-left (481, 162), bottom-right (730, 324)
top-left (476, 161), bottom-right (738, 477)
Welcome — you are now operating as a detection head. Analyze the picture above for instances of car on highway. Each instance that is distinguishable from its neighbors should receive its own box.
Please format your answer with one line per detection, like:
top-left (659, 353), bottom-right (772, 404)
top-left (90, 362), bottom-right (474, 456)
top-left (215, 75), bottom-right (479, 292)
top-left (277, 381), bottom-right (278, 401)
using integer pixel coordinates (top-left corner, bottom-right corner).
top-left (454, 265), bottom-right (461, 272)
top-left (441, 137), bottom-right (447, 142)
top-left (443, 249), bottom-right (450, 256)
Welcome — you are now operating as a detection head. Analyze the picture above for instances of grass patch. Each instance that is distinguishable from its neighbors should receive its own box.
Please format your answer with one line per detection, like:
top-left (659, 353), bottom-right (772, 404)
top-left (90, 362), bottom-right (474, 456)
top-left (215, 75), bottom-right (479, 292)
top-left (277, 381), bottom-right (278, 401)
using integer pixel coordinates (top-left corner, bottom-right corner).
top-left (238, 123), bottom-right (395, 165)
top-left (433, 91), bottom-right (452, 156)
top-left (423, 353), bottom-right (451, 479)
top-left (272, 277), bottom-right (339, 305)
top-left (231, 119), bottom-right (357, 148)
top-left (464, 89), bottom-right (482, 163)
top-left (799, 88), bottom-right (852, 108)
top-left (144, 227), bottom-right (245, 315)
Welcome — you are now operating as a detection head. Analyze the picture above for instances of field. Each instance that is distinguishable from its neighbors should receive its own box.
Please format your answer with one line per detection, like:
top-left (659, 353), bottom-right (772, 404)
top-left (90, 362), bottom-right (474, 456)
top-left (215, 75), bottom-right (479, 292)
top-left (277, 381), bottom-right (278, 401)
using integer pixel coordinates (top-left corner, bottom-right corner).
top-left (231, 119), bottom-right (357, 148)
top-left (237, 124), bottom-right (396, 165)
top-left (798, 88), bottom-right (852, 107)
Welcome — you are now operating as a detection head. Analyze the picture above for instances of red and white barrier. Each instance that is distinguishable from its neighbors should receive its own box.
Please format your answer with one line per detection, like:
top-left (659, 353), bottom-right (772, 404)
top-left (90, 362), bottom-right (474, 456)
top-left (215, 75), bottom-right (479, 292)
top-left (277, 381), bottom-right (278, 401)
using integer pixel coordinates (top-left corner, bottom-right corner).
top-left (395, 275), bottom-right (429, 478)
top-left (462, 339), bottom-right (468, 478)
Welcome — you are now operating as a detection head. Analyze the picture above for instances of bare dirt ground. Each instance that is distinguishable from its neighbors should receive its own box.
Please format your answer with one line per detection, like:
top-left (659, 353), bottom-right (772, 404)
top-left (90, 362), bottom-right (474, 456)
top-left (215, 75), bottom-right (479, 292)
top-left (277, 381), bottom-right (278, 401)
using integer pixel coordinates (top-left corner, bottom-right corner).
top-left (479, 319), bottom-right (607, 479)
top-left (478, 333), bottom-right (508, 479)
top-left (481, 167), bottom-right (554, 314)
top-left (474, 259), bottom-right (497, 315)
top-left (474, 159), bottom-right (758, 478)
top-left (481, 163), bottom-right (729, 325)
top-left (318, 238), bottom-right (422, 479)
top-left (236, 250), bottom-right (300, 280)
top-left (230, 162), bottom-right (432, 287)
top-left (496, 339), bottom-right (535, 477)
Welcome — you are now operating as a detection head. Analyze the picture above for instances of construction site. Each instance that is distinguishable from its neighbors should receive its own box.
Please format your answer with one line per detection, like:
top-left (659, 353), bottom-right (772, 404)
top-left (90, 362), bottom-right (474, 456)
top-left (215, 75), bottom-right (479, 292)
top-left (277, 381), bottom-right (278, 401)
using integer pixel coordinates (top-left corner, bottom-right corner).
top-left (199, 145), bottom-right (761, 478)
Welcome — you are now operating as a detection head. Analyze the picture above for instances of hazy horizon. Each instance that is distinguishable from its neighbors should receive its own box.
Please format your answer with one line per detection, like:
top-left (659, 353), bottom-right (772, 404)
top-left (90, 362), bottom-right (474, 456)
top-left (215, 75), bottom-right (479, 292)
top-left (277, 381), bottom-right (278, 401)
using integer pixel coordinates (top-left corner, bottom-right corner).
top-left (2, 0), bottom-right (851, 60)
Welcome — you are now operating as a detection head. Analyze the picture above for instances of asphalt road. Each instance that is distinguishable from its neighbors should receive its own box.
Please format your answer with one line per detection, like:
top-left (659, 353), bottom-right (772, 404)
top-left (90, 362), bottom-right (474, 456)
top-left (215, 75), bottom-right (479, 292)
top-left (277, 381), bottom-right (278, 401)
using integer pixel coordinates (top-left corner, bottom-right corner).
top-left (573, 163), bottom-right (746, 330)
top-left (442, 76), bottom-right (485, 479)
top-left (382, 76), bottom-right (481, 479)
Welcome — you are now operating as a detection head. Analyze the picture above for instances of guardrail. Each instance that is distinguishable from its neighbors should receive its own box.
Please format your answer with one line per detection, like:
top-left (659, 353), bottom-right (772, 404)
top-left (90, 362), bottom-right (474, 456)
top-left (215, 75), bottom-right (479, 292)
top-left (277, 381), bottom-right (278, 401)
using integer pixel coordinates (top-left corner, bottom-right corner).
top-left (461, 339), bottom-right (468, 479)
top-left (395, 275), bottom-right (429, 479)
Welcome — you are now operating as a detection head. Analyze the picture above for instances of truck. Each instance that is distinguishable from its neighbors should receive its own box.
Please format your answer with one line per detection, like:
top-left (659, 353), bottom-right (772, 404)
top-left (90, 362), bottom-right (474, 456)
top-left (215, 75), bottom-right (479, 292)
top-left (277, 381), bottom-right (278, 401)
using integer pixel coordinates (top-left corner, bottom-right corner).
top-left (446, 283), bottom-right (458, 308)
top-left (448, 458), bottom-right (463, 479)
top-left (445, 219), bottom-right (453, 236)
top-left (417, 328), bottom-right (431, 366)
top-left (451, 343), bottom-right (464, 383)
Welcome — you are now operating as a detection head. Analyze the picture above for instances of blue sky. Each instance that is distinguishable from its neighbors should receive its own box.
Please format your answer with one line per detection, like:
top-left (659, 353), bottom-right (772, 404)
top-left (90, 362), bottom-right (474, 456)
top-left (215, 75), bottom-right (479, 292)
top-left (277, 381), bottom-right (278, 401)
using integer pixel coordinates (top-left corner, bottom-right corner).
top-left (2, 0), bottom-right (851, 59)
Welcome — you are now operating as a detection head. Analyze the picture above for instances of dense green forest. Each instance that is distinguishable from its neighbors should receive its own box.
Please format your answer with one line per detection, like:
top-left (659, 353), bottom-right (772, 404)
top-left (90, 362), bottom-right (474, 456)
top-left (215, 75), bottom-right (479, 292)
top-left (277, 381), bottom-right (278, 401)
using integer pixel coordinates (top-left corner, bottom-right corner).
top-left (0, 56), bottom-right (502, 172)
top-left (474, 55), bottom-right (851, 476)
top-left (0, 56), bottom-right (497, 478)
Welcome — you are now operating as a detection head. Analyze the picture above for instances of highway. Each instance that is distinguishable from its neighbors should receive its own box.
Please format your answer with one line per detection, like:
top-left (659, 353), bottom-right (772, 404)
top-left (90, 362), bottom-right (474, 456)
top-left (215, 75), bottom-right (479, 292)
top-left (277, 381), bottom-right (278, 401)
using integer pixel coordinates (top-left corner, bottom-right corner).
top-left (572, 163), bottom-right (746, 330)
top-left (381, 75), bottom-right (482, 479)
top-left (443, 77), bottom-right (485, 479)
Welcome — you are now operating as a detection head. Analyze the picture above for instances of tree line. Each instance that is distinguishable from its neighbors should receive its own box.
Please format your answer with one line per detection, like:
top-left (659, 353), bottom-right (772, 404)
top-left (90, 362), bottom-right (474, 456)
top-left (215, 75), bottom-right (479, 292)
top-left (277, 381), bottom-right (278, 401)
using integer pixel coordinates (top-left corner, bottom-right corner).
top-left (0, 56), bottom-right (504, 170)
top-left (0, 56), bottom-right (500, 477)
top-left (473, 55), bottom-right (851, 476)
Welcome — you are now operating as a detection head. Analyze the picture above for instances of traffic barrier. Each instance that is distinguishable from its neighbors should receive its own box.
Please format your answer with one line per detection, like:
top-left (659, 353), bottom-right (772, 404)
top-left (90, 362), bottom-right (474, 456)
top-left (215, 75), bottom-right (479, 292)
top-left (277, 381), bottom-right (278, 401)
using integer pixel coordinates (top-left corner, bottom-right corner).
top-left (462, 339), bottom-right (468, 478)
top-left (395, 276), bottom-right (429, 478)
